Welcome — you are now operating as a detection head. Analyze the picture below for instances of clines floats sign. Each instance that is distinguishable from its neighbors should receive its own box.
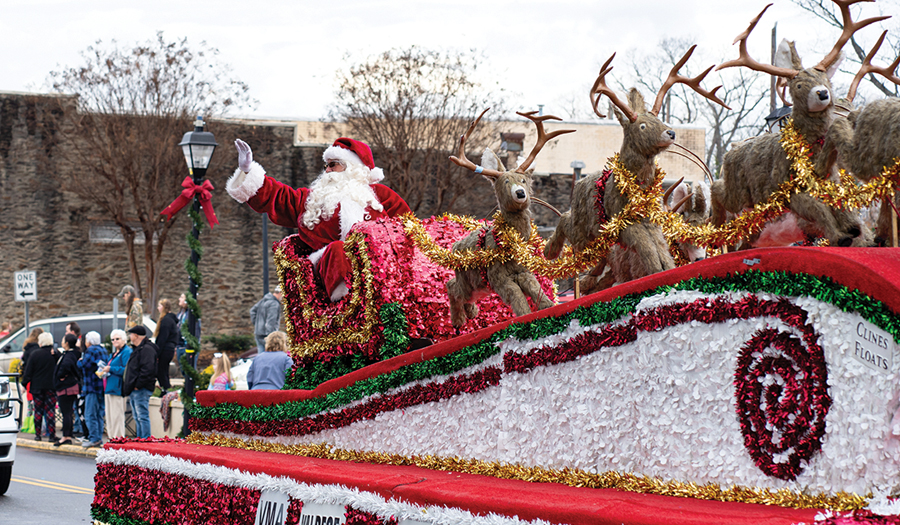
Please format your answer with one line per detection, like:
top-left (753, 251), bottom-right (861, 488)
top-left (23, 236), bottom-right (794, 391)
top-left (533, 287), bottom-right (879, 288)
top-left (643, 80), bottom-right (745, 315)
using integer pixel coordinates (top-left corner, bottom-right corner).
top-left (850, 314), bottom-right (894, 373)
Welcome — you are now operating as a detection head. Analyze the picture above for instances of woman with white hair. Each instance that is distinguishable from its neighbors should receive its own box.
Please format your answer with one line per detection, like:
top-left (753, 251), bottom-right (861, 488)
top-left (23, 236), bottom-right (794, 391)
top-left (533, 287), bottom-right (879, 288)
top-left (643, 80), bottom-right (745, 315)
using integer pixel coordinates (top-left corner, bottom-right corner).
top-left (100, 329), bottom-right (132, 439)
top-left (21, 332), bottom-right (57, 442)
top-left (78, 331), bottom-right (109, 447)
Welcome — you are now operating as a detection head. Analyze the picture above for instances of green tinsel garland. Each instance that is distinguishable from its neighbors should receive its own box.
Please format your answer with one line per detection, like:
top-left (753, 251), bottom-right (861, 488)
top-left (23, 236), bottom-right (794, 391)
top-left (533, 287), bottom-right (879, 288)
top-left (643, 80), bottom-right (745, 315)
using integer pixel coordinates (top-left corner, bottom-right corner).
top-left (179, 208), bottom-right (206, 412)
top-left (91, 507), bottom-right (160, 525)
top-left (378, 302), bottom-right (411, 361)
top-left (284, 303), bottom-right (411, 390)
top-left (191, 270), bottom-right (900, 423)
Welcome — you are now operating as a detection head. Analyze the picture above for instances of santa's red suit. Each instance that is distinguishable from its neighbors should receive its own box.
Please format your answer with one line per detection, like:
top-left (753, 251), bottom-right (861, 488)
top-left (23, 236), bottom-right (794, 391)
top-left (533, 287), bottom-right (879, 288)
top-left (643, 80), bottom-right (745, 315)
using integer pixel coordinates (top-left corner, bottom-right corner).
top-left (227, 138), bottom-right (410, 301)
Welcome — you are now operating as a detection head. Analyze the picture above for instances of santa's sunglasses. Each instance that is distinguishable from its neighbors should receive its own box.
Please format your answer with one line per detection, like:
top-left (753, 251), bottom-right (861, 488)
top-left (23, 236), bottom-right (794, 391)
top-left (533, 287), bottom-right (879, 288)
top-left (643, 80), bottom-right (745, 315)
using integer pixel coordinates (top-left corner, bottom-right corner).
top-left (325, 160), bottom-right (345, 170)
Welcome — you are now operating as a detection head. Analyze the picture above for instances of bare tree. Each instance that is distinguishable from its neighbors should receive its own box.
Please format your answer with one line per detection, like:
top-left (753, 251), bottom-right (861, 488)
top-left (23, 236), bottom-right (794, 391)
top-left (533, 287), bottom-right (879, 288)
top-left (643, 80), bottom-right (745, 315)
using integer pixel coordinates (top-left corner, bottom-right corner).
top-left (46, 32), bottom-right (256, 312)
top-left (791, 0), bottom-right (899, 98)
top-left (329, 46), bottom-right (506, 216)
top-left (618, 38), bottom-right (769, 174)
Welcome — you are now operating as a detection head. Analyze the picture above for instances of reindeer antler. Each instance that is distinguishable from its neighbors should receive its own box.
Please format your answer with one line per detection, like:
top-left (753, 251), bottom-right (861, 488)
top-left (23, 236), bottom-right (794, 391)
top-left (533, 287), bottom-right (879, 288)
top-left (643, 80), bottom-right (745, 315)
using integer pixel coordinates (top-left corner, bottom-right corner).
top-left (590, 54), bottom-right (638, 122)
top-left (449, 108), bottom-right (505, 180)
top-left (662, 177), bottom-right (693, 213)
top-left (815, 0), bottom-right (890, 72)
top-left (847, 30), bottom-right (900, 102)
top-left (651, 45), bottom-right (731, 115)
top-left (515, 111), bottom-right (576, 173)
top-left (716, 4), bottom-right (800, 79)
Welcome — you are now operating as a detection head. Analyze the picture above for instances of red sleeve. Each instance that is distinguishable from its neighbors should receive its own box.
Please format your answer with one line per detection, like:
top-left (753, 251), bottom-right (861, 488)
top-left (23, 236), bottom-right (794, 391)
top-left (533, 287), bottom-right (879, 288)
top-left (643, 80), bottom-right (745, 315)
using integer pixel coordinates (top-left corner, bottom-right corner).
top-left (247, 177), bottom-right (311, 229)
top-left (373, 185), bottom-right (411, 217)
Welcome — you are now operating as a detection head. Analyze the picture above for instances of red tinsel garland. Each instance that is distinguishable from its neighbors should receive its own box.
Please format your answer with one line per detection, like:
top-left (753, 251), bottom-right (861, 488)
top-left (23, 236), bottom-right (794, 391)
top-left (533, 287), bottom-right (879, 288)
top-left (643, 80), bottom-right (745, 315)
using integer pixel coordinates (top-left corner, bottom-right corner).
top-left (94, 462), bottom-right (407, 525)
top-left (94, 463), bottom-right (262, 524)
top-left (735, 328), bottom-right (830, 481)
top-left (594, 169), bottom-right (612, 224)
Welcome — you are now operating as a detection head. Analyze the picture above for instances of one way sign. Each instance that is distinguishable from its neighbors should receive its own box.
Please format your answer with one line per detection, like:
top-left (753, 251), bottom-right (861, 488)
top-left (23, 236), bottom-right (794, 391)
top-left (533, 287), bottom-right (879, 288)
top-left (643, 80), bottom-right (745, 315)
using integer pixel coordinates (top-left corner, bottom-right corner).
top-left (14, 270), bottom-right (37, 302)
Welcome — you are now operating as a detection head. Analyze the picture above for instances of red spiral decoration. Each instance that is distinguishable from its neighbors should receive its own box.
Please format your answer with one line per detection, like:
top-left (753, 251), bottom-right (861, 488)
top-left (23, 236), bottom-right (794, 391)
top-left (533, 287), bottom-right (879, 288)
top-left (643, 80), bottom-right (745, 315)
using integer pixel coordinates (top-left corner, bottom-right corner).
top-left (734, 328), bottom-right (831, 480)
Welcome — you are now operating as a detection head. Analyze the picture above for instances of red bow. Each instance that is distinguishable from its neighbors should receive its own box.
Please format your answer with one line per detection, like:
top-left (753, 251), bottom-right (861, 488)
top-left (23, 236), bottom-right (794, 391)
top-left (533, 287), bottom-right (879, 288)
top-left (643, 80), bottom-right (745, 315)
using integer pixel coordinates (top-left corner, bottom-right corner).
top-left (160, 176), bottom-right (219, 228)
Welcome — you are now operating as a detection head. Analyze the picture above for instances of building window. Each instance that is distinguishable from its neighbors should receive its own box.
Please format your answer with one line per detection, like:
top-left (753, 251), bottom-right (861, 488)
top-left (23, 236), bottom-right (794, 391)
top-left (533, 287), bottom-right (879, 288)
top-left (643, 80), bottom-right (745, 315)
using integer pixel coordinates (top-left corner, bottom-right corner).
top-left (90, 224), bottom-right (157, 245)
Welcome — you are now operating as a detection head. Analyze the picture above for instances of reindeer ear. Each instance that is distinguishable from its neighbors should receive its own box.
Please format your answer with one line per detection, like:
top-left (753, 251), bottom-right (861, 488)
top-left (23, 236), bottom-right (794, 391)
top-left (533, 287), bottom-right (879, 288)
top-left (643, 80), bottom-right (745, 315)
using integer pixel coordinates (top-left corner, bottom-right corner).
top-left (824, 52), bottom-right (843, 79)
top-left (610, 101), bottom-right (630, 127)
top-left (481, 147), bottom-right (503, 172)
top-left (482, 174), bottom-right (496, 185)
top-left (694, 180), bottom-right (711, 215)
top-left (774, 39), bottom-right (803, 71)
top-left (670, 182), bottom-right (690, 212)
top-left (627, 88), bottom-right (646, 114)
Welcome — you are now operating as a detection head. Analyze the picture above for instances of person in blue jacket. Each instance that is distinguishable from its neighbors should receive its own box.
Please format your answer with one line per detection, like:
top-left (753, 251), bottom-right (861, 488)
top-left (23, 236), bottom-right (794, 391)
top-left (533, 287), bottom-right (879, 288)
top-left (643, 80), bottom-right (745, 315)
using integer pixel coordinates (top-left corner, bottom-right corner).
top-left (100, 329), bottom-right (132, 439)
top-left (77, 331), bottom-right (109, 447)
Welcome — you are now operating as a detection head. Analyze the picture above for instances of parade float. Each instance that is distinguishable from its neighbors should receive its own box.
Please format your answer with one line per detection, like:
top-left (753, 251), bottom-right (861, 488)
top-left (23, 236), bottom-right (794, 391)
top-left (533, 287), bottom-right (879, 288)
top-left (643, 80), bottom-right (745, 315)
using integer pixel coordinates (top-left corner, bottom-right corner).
top-left (91, 240), bottom-right (900, 525)
top-left (91, 1), bottom-right (900, 521)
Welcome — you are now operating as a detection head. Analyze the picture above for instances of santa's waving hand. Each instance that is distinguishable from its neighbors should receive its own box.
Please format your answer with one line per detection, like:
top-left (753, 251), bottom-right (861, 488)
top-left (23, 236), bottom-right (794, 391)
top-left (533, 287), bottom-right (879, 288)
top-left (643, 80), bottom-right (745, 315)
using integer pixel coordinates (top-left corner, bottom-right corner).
top-left (226, 137), bottom-right (411, 302)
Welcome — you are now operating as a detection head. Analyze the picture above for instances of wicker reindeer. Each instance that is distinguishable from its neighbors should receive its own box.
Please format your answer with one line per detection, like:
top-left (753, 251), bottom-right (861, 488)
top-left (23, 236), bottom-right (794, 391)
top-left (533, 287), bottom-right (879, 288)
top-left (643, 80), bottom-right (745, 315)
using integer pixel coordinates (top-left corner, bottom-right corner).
top-left (711, 1), bottom-right (886, 248)
top-left (544, 47), bottom-right (728, 295)
top-left (816, 30), bottom-right (900, 243)
top-left (446, 109), bottom-right (574, 328)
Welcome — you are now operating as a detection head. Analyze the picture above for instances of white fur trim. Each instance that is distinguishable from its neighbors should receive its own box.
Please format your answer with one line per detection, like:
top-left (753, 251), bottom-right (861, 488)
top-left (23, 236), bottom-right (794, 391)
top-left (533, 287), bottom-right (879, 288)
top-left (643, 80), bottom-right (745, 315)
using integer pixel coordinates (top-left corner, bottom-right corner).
top-left (308, 246), bottom-right (327, 267)
top-left (324, 146), bottom-right (364, 168)
top-left (339, 199), bottom-right (367, 240)
top-left (330, 280), bottom-right (349, 302)
top-left (368, 167), bottom-right (384, 184)
top-left (226, 161), bottom-right (266, 203)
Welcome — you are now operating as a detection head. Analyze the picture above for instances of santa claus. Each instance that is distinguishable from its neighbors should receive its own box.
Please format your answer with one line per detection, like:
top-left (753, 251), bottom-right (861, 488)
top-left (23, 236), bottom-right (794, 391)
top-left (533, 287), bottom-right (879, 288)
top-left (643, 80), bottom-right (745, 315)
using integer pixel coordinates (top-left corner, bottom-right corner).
top-left (227, 137), bottom-right (411, 301)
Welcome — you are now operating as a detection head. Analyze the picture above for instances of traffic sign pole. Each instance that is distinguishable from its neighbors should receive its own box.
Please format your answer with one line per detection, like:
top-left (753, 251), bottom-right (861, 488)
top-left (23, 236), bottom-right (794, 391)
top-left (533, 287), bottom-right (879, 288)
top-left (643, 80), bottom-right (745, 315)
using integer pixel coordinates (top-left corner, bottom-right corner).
top-left (14, 270), bottom-right (37, 340)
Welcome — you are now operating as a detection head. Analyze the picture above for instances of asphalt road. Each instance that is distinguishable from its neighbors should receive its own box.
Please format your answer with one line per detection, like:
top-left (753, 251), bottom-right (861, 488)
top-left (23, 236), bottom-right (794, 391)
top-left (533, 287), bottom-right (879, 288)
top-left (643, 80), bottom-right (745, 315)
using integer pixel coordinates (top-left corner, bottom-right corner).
top-left (0, 446), bottom-right (97, 524)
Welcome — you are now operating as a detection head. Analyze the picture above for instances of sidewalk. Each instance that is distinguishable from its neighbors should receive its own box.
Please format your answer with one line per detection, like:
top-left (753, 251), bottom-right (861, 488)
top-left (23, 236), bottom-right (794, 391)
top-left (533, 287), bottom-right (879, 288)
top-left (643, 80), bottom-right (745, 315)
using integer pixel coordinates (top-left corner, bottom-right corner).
top-left (16, 432), bottom-right (101, 458)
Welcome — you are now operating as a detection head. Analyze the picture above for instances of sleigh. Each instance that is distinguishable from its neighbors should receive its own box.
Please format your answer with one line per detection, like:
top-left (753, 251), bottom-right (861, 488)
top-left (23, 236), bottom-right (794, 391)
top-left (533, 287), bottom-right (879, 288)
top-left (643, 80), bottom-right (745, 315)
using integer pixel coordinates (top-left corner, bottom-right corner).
top-left (272, 215), bottom-right (557, 389)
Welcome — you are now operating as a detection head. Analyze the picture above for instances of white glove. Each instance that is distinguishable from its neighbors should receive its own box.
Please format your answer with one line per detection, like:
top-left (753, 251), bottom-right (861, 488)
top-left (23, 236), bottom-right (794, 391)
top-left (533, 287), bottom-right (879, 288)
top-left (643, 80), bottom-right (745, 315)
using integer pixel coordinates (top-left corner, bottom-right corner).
top-left (235, 139), bottom-right (253, 173)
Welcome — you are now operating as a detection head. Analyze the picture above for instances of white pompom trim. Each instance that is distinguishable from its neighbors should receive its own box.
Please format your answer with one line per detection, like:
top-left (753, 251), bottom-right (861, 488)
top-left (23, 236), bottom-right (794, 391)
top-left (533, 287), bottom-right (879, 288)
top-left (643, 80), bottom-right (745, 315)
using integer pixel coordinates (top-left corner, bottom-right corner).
top-left (226, 162), bottom-right (266, 203)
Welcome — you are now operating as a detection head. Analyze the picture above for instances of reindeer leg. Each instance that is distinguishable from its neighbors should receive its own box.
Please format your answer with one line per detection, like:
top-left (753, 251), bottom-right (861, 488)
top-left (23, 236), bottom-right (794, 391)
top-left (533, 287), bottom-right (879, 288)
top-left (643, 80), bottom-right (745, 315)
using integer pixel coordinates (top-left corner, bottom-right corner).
top-left (619, 223), bottom-right (675, 277)
top-left (447, 276), bottom-right (470, 329)
top-left (514, 268), bottom-right (554, 310)
top-left (488, 266), bottom-right (533, 317)
top-left (815, 117), bottom-right (853, 179)
top-left (791, 193), bottom-right (867, 247)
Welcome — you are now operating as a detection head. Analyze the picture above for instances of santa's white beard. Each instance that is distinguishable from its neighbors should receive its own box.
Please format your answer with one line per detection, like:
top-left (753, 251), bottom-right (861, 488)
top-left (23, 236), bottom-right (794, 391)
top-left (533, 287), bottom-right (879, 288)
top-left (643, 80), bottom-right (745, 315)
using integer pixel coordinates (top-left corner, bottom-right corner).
top-left (301, 164), bottom-right (383, 231)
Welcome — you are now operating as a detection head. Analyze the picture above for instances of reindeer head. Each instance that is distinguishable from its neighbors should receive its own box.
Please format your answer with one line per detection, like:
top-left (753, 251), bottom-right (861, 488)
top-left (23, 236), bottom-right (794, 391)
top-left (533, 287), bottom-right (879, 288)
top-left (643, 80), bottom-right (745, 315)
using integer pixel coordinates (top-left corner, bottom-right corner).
top-left (449, 108), bottom-right (574, 216)
top-left (773, 39), bottom-right (843, 115)
top-left (592, 48), bottom-right (729, 175)
top-left (613, 89), bottom-right (677, 161)
top-left (479, 148), bottom-right (534, 213)
top-left (669, 180), bottom-right (711, 227)
top-left (717, 1), bottom-right (887, 130)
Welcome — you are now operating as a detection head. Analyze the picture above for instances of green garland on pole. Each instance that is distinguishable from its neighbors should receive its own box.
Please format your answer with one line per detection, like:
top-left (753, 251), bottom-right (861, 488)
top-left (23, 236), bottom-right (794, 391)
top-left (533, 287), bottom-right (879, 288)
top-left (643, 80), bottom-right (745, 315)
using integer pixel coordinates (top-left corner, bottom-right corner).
top-left (179, 208), bottom-right (208, 407)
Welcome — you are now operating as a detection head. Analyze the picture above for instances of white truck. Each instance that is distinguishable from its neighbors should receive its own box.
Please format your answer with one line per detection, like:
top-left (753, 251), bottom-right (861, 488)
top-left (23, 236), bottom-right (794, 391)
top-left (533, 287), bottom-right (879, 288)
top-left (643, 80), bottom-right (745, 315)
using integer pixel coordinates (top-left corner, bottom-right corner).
top-left (0, 373), bottom-right (22, 495)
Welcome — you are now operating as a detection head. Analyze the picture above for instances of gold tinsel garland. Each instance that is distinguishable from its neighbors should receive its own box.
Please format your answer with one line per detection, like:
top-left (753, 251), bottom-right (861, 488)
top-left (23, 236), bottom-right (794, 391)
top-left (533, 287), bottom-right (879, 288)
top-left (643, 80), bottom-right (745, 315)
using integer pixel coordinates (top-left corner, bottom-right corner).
top-left (275, 231), bottom-right (380, 359)
top-left (186, 432), bottom-right (870, 511)
top-left (405, 126), bottom-right (900, 280)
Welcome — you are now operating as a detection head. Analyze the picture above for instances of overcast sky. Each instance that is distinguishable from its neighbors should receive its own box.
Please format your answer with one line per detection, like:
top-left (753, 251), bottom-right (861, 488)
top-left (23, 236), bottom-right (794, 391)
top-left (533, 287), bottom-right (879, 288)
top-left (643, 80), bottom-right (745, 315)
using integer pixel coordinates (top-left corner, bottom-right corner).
top-left (1, 0), bottom-right (895, 121)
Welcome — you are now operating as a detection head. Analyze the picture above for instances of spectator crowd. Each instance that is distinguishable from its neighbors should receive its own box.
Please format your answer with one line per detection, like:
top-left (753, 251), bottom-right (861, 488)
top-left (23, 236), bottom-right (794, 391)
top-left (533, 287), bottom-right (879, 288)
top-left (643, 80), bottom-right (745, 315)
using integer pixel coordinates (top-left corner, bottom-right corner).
top-left (13, 286), bottom-right (294, 446)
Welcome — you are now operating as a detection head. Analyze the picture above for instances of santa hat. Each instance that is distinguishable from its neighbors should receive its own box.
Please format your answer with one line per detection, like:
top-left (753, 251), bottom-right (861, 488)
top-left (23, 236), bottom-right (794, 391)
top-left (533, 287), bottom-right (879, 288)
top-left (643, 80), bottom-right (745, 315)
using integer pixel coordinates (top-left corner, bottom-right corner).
top-left (322, 138), bottom-right (384, 183)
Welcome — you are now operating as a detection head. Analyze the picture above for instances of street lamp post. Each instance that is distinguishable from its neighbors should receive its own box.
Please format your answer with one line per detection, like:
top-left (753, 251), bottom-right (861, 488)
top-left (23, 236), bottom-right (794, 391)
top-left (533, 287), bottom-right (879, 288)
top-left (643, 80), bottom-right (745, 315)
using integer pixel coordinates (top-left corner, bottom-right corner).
top-left (177, 116), bottom-right (217, 432)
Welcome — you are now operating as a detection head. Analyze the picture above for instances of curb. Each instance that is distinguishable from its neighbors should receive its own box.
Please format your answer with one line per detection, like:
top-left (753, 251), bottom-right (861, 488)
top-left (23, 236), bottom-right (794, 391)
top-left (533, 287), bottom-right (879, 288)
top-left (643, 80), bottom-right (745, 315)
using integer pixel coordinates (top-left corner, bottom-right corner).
top-left (16, 434), bottom-right (100, 458)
